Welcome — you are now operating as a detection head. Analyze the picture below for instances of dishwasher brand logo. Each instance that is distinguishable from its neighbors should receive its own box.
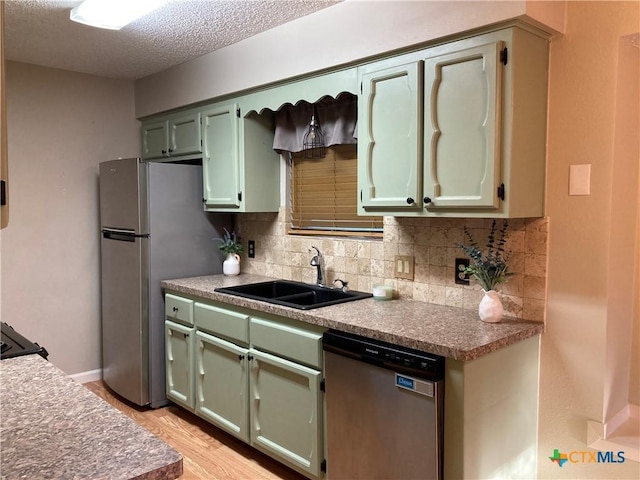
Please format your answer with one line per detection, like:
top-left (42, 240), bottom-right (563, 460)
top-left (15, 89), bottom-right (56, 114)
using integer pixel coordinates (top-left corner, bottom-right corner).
top-left (549, 449), bottom-right (625, 467)
top-left (395, 375), bottom-right (415, 390)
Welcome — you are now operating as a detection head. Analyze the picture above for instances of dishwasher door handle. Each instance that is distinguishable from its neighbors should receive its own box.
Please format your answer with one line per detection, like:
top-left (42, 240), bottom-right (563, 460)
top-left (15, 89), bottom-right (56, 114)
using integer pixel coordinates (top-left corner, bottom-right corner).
top-left (361, 354), bottom-right (385, 368)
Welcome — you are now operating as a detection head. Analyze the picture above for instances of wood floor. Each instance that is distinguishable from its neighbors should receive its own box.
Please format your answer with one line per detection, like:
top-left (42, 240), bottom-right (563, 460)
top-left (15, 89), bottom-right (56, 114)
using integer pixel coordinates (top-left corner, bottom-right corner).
top-left (83, 381), bottom-right (306, 480)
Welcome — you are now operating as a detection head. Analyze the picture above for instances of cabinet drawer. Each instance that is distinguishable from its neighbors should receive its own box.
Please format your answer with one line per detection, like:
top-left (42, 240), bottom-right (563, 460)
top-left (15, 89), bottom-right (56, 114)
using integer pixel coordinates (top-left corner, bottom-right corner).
top-left (195, 303), bottom-right (249, 345)
top-left (250, 317), bottom-right (324, 369)
top-left (165, 294), bottom-right (194, 325)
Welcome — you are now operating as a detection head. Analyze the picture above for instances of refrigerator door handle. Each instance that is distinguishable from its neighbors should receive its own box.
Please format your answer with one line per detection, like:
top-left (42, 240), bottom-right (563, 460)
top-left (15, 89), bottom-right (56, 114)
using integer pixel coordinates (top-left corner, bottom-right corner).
top-left (102, 229), bottom-right (150, 242)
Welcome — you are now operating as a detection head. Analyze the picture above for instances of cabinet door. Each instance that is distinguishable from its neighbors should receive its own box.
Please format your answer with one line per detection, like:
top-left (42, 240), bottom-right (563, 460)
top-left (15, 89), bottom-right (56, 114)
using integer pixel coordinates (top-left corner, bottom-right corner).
top-left (249, 349), bottom-right (322, 477)
top-left (169, 112), bottom-right (202, 157)
top-left (196, 331), bottom-right (249, 442)
top-left (165, 320), bottom-right (195, 410)
top-left (142, 121), bottom-right (168, 159)
top-left (358, 61), bottom-right (423, 212)
top-left (423, 42), bottom-right (503, 209)
top-left (202, 104), bottom-right (240, 209)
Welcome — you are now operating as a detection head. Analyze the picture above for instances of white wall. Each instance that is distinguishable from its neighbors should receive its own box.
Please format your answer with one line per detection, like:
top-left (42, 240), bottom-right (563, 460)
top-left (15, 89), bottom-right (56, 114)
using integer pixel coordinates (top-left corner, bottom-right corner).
top-left (135, 0), bottom-right (566, 118)
top-left (538, 2), bottom-right (639, 478)
top-left (1, 62), bottom-right (139, 375)
top-left (605, 31), bottom-right (639, 423)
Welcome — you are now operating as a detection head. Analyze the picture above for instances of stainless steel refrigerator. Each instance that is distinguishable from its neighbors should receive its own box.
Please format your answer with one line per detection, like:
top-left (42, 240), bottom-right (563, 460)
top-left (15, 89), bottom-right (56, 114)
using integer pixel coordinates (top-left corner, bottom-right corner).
top-left (99, 158), bottom-right (228, 407)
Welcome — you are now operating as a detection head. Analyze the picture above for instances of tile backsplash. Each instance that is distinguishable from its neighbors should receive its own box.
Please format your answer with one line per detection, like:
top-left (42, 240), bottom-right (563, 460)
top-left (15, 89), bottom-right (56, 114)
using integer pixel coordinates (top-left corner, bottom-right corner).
top-left (237, 209), bottom-right (548, 321)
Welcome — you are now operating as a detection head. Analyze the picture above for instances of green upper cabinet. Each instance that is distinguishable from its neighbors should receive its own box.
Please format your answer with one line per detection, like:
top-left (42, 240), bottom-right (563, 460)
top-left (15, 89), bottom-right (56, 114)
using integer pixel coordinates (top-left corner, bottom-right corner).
top-left (141, 120), bottom-right (167, 159)
top-left (142, 110), bottom-right (202, 160)
top-left (202, 102), bottom-right (280, 213)
top-left (358, 61), bottom-right (423, 211)
top-left (423, 42), bottom-right (502, 210)
top-left (169, 112), bottom-right (202, 157)
top-left (358, 27), bottom-right (548, 218)
top-left (142, 68), bottom-right (357, 213)
top-left (202, 103), bottom-right (241, 208)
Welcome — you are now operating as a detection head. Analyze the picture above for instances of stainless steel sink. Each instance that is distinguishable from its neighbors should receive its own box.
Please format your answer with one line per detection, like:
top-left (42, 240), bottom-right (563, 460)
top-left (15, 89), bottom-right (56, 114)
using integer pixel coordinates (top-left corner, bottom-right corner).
top-left (215, 280), bottom-right (372, 310)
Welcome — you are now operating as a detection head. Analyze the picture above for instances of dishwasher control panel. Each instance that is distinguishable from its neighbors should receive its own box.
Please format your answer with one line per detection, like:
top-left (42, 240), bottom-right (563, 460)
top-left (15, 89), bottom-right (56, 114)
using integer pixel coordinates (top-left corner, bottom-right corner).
top-left (322, 329), bottom-right (444, 381)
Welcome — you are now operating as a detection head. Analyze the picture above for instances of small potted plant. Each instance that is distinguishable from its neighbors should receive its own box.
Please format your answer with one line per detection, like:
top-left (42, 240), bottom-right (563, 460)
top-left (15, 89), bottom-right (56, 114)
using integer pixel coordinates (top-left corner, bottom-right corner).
top-left (457, 220), bottom-right (514, 322)
top-left (217, 228), bottom-right (243, 276)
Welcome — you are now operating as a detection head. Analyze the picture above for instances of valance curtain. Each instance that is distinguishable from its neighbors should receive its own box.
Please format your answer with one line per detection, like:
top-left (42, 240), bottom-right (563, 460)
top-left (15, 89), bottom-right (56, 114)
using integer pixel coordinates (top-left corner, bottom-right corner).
top-left (273, 93), bottom-right (357, 153)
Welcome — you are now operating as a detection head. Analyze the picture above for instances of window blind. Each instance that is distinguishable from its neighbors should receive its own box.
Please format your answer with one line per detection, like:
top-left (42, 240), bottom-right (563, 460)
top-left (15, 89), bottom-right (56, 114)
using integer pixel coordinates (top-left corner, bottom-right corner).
top-left (290, 144), bottom-right (383, 236)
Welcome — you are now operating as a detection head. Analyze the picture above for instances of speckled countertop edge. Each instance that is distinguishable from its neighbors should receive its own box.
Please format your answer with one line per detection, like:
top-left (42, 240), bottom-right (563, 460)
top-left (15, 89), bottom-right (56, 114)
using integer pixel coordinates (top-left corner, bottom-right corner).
top-left (161, 274), bottom-right (544, 362)
top-left (0, 355), bottom-right (182, 480)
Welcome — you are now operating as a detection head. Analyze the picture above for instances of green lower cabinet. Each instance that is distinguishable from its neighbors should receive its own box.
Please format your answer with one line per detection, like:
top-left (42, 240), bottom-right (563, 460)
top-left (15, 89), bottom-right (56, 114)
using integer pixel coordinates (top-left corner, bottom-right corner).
top-left (165, 292), bottom-right (326, 479)
top-left (165, 320), bottom-right (195, 410)
top-left (195, 331), bottom-right (249, 442)
top-left (249, 349), bottom-right (323, 478)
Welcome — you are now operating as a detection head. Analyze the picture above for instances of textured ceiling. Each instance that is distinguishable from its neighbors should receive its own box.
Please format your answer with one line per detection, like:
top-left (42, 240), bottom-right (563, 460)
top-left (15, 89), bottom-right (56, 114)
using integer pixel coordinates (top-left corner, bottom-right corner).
top-left (4, 0), bottom-right (341, 80)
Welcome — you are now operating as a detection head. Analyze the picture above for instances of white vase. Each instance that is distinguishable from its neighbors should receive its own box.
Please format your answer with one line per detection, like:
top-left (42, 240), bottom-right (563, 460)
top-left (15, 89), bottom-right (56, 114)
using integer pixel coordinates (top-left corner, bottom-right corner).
top-left (478, 289), bottom-right (504, 323)
top-left (222, 253), bottom-right (241, 276)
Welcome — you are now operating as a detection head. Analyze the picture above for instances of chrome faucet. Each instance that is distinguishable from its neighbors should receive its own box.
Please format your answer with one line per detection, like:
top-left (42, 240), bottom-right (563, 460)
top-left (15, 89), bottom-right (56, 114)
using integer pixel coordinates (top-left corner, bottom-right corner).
top-left (309, 246), bottom-right (325, 286)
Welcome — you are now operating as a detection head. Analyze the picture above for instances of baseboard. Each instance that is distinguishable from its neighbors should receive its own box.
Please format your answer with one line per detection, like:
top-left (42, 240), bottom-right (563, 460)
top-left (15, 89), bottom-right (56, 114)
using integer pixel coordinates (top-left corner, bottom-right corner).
top-left (69, 368), bottom-right (102, 384)
top-left (588, 403), bottom-right (640, 463)
top-left (605, 404), bottom-right (633, 438)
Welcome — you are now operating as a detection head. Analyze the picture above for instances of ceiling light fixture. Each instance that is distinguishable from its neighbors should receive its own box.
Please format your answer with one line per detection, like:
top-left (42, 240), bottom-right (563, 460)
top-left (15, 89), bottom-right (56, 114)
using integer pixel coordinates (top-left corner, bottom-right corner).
top-left (69, 0), bottom-right (168, 30)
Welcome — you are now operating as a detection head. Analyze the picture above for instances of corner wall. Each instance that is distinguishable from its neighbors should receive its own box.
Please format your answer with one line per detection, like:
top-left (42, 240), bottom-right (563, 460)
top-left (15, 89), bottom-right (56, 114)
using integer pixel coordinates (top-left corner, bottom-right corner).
top-left (1, 62), bottom-right (140, 375)
top-left (538, 2), bottom-right (640, 478)
top-left (605, 31), bottom-right (640, 424)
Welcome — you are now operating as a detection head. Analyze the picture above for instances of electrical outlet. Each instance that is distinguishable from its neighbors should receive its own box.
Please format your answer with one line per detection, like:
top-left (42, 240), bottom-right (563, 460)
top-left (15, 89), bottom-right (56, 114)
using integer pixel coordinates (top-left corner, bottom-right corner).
top-left (248, 240), bottom-right (255, 258)
top-left (394, 255), bottom-right (414, 280)
top-left (455, 258), bottom-right (470, 285)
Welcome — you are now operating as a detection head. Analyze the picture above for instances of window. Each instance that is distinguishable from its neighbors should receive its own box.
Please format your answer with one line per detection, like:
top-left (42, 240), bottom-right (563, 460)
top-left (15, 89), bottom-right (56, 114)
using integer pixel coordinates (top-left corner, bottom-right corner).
top-left (273, 93), bottom-right (383, 237)
top-left (289, 144), bottom-right (383, 237)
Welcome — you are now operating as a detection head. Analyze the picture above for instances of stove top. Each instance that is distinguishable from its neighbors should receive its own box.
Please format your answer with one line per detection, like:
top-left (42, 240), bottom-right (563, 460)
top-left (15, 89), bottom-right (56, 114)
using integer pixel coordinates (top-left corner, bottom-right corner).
top-left (0, 322), bottom-right (48, 360)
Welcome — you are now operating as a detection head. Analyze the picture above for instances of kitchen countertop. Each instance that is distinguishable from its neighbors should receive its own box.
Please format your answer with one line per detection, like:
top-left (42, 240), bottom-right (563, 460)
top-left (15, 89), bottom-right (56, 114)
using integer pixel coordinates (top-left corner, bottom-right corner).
top-left (161, 274), bottom-right (544, 361)
top-left (0, 354), bottom-right (182, 480)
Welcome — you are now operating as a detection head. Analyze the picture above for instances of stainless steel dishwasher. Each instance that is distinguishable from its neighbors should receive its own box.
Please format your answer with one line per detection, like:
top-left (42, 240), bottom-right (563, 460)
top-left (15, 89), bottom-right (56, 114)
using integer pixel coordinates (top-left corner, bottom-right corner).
top-left (323, 330), bottom-right (445, 480)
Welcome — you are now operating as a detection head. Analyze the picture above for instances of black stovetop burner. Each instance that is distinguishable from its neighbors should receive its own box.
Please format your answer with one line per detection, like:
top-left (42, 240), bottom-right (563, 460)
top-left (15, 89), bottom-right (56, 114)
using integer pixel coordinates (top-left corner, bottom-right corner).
top-left (0, 322), bottom-right (48, 360)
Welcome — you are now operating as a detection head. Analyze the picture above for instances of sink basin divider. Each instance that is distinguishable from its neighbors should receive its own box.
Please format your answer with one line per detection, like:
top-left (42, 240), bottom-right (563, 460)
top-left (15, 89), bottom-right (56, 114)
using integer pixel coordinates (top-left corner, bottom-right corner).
top-left (273, 292), bottom-right (316, 303)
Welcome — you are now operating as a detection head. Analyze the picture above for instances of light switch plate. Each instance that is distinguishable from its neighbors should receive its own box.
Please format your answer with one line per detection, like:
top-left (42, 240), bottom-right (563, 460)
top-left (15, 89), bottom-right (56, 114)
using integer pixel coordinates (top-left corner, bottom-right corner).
top-left (394, 255), bottom-right (414, 280)
top-left (569, 164), bottom-right (591, 195)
